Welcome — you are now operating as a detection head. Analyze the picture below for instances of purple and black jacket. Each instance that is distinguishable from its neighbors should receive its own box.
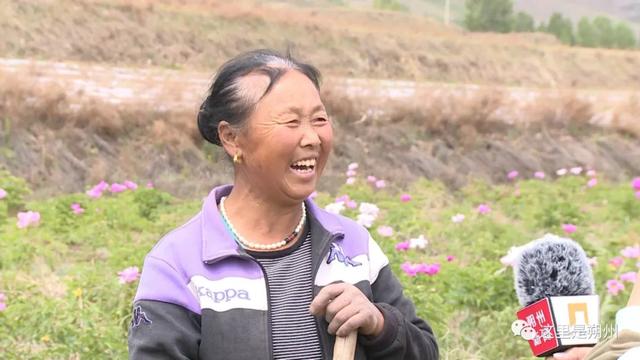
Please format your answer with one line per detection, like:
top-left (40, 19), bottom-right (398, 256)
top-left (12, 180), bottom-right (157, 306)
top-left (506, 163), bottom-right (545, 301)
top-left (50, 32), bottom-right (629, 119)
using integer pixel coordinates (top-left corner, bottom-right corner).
top-left (128, 185), bottom-right (439, 359)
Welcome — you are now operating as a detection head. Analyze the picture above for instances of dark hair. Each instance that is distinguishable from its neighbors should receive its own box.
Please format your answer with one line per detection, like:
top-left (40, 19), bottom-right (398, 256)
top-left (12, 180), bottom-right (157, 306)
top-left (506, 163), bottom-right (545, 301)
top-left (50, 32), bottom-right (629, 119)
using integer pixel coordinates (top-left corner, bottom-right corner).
top-left (197, 49), bottom-right (322, 146)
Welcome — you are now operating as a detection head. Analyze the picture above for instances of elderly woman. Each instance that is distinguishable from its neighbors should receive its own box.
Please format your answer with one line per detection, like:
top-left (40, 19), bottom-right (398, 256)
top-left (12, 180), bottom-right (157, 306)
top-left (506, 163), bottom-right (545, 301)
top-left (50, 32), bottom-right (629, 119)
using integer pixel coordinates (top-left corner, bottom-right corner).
top-left (128, 49), bottom-right (438, 360)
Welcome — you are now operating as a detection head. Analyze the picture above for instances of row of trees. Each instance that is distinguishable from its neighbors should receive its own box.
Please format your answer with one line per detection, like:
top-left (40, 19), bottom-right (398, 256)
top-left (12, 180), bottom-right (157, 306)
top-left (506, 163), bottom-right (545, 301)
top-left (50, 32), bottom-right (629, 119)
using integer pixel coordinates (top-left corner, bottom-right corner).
top-left (464, 0), bottom-right (639, 49)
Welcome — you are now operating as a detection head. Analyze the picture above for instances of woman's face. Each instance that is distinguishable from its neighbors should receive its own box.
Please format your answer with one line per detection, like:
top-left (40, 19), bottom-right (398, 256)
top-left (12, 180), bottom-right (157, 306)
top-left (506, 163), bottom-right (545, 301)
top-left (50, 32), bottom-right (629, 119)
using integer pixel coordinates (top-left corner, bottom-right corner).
top-left (235, 70), bottom-right (333, 204)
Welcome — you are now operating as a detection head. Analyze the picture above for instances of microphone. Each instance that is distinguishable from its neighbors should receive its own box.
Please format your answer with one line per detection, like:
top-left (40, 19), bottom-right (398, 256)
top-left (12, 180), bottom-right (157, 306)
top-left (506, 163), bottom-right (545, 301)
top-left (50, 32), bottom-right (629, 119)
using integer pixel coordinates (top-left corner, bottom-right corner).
top-left (512, 234), bottom-right (599, 357)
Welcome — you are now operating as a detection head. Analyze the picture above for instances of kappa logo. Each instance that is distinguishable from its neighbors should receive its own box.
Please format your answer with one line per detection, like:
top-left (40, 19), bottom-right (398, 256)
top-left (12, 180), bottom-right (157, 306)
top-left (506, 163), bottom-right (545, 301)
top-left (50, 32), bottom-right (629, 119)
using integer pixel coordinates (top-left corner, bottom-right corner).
top-left (327, 243), bottom-right (362, 267)
top-left (131, 305), bottom-right (152, 328)
top-left (196, 287), bottom-right (251, 303)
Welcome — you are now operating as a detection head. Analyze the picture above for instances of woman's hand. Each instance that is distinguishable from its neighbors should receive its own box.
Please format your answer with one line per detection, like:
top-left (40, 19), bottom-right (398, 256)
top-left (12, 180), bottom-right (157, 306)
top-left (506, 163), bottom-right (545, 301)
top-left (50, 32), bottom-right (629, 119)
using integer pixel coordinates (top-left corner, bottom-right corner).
top-left (546, 347), bottom-right (593, 360)
top-left (309, 282), bottom-right (384, 337)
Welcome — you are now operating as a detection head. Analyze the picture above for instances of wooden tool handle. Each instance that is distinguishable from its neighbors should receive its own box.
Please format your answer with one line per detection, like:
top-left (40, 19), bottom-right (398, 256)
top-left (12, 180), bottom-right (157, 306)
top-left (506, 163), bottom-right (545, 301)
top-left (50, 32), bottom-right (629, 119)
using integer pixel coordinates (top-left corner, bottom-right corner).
top-left (333, 332), bottom-right (358, 360)
top-left (627, 269), bottom-right (640, 307)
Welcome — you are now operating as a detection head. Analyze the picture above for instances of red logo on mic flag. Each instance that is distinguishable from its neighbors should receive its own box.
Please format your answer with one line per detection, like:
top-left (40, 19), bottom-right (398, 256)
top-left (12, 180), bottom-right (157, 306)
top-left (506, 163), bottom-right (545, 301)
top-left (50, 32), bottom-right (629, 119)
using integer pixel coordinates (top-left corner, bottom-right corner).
top-left (516, 298), bottom-right (559, 356)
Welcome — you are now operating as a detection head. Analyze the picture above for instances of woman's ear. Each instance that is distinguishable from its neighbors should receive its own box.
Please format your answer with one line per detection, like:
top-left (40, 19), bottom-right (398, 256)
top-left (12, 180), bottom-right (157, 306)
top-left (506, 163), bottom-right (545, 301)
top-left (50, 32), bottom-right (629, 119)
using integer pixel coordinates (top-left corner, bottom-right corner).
top-left (218, 121), bottom-right (239, 157)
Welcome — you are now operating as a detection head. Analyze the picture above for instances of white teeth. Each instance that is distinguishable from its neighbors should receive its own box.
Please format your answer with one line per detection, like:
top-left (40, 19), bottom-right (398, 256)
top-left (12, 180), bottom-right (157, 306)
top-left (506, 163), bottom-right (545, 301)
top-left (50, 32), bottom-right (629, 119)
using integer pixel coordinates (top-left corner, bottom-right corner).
top-left (293, 158), bottom-right (316, 167)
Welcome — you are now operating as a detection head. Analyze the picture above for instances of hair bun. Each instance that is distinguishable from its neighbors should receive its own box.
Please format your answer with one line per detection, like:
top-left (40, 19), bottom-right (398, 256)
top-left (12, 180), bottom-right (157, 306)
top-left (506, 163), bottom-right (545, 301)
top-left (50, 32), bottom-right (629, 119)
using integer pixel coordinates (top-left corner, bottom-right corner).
top-left (197, 100), bottom-right (222, 146)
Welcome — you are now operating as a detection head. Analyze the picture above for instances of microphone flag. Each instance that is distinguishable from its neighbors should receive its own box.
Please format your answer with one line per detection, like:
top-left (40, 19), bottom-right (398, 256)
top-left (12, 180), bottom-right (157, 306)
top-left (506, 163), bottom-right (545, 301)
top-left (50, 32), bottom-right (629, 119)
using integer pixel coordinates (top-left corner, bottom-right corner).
top-left (516, 295), bottom-right (600, 357)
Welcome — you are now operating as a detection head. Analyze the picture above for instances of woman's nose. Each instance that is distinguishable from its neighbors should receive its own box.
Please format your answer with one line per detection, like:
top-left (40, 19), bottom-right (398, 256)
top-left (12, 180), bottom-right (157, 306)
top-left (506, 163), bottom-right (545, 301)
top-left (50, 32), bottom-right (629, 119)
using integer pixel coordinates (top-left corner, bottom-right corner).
top-left (300, 123), bottom-right (321, 147)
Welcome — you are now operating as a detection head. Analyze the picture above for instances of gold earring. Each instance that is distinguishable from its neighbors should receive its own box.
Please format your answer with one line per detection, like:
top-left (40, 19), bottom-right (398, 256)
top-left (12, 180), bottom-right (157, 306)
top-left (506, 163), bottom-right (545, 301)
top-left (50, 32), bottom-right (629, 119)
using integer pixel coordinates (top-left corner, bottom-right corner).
top-left (233, 152), bottom-right (242, 164)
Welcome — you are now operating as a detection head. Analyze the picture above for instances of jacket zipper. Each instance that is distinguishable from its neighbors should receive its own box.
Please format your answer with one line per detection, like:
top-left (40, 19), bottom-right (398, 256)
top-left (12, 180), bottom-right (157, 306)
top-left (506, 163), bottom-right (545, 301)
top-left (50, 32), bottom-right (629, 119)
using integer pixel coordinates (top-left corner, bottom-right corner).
top-left (206, 254), bottom-right (274, 360)
top-left (312, 233), bottom-right (340, 360)
top-left (244, 256), bottom-right (274, 360)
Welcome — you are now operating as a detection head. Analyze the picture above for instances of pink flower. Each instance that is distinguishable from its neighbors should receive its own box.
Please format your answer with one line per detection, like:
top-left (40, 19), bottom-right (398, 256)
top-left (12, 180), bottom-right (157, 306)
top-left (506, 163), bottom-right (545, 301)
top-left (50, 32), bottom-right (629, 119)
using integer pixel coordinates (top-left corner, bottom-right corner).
top-left (146, 181), bottom-right (154, 189)
top-left (534, 171), bottom-right (546, 179)
top-left (0, 293), bottom-right (6, 312)
top-left (375, 180), bottom-right (386, 189)
top-left (348, 162), bottom-right (359, 171)
top-left (636, 191), bottom-right (640, 200)
top-left (570, 167), bottom-right (583, 175)
top-left (400, 194), bottom-right (411, 202)
top-left (606, 279), bottom-right (625, 296)
top-left (86, 180), bottom-right (109, 198)
top-left (95, 181), bottom-right (109, 192)
top-left (609, 257), bottom-right (624, 268)
top-left (110, 183), bottom-right (127, 193)
top-left (70, 203), bottom-right (85, 215)
top-left (17, 211), bottom-right (41, 229)
top-left (562, 224), bottom-right (577, 234)
top-left (451, 214), bottom-right (465, 223)
top-left (586, 170), bottom-right (597, 177)
top-left (0, 188), bottom-right (7, 199)
top-left (620, 272), bottom-right (637, 283)
top-left (346, 200), bottom-right (358, 209)
top-left (87, 188), bottom-right (102, 199)
top-left (346, 170), bottom-right (357, 177)
top-left (308, 191), bottom-right (317, 199)
top-left (622, 246), bottom-right (640, 259)
top-left (0, 302), bottom-right (5, 312)
top-left (476, 204), bottom-right (491, 215)
top-left (118, 266), bottom-right (140, 284)
top-left (418, 263), bottom-right (441, 276)
top-left (124, 180), bottom-right (138, 190)
top-left (556, 168), bottom-right (568, 176)
top-left (587, 178), bottom-right (598, 188)
top-left (588, 257), bottom-right (598, 267)
top-left (346, 177), bottom-right (356, 185)
top-left (632, 177), bottom-right (640, 191)
top-left (377, 226), bottom-right (393, 237)
top-left (336, 195), bottom-right (350, 203)
top-left (395, 241), bottom-right (410, 251)
top-left (400, 262), bottom-right (419, 277)
top-left (446, 255), bottom-right (455, 262)
top-left (507, 170), bottom-right (519, 180)
top-left (366, 176), bottom-right (377, 183)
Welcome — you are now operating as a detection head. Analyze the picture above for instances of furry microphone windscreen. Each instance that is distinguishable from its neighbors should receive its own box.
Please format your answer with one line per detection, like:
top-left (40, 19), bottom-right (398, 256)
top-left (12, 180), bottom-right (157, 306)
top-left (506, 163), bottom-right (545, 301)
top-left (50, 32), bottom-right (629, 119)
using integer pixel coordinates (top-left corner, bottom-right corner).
top-left (514, 234), bottom-right (595, 307)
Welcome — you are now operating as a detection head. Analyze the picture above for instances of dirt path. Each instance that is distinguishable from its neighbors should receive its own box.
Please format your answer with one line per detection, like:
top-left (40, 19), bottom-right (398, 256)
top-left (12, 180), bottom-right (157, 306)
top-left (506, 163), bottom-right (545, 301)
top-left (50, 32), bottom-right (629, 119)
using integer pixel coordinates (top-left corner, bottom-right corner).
top-left (3, 57), bottom-right (638, 122)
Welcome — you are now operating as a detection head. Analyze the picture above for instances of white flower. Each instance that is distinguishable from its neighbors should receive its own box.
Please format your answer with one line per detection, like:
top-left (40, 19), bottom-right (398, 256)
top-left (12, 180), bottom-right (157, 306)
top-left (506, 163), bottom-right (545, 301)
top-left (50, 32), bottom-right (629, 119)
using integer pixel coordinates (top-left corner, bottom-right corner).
top-left (409, 235), bottom-right (428, 249)
top-left (358, 202), bottom-right (380, 217)
top-left (556, 168), bottom-right (568, 176)
top-left (570, 167), bottom-right (583, 175)
top-left (500, 245), bottom-right (526, 267)
top-left (451, 214), bottom-right (465, 223)
top-left (356, 213), bottom-right (376, 228)
top-left (325, 202), bottom-right (345, 215)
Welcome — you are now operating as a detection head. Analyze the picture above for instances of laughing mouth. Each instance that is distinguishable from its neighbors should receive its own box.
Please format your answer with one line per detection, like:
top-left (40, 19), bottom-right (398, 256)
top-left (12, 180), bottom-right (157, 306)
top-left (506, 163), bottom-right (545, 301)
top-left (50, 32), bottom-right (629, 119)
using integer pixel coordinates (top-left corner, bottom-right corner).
top-left (290, 158), bottom-right (316, 173)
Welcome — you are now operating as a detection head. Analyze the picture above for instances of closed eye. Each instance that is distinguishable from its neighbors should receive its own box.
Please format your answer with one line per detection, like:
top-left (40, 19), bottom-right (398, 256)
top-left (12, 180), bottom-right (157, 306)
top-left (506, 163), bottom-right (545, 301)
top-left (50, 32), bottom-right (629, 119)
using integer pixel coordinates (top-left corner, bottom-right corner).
top-left (313, 116), bottom-right (329, 125)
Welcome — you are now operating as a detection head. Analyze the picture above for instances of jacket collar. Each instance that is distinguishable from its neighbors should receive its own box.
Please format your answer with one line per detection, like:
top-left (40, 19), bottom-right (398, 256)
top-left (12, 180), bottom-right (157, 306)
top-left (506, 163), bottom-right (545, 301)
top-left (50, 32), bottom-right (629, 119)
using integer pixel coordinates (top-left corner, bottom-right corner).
top-left (200, 184), bottom-right (345, 263)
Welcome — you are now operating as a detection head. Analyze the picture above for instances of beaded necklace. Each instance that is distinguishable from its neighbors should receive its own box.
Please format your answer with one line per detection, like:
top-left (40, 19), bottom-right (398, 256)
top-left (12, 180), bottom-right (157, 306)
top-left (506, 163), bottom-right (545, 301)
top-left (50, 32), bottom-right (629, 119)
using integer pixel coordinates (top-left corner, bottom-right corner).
top-left (219, 196), bottom-right (306, 251)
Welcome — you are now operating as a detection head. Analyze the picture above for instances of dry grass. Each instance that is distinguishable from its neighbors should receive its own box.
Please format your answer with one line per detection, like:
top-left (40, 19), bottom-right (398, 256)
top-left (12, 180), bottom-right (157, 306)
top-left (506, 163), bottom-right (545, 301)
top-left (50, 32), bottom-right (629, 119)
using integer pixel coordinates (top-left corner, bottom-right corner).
top-left (2, 0), bottom-right (640, 89)
top-left (0, 72), bottom-right (199, 148)
top-left (1, 67), bottom-right (639, 197)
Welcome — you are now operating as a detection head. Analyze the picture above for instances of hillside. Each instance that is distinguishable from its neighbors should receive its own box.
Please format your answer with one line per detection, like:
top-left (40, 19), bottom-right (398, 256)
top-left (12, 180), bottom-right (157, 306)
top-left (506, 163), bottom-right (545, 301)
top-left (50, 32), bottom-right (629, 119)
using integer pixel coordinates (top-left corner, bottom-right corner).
top-left (1, 0), bottom-right (640, 89)
top-left (1, 0), bottom-right (639, 199)
top-left (343, 0), bottom-right (640, 31)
